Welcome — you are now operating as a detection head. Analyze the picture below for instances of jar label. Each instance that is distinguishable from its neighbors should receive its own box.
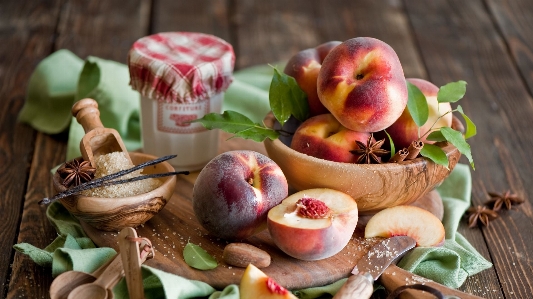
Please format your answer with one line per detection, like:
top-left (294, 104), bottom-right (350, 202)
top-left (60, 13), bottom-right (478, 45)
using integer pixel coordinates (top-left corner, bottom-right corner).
top-left (157, 101), bottom-right (209, 133)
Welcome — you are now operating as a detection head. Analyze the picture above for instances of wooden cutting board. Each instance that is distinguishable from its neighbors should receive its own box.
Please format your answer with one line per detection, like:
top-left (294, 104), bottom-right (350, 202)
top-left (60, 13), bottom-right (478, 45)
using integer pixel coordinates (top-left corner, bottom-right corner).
top-left (82, 133), bottom-right (443, 290)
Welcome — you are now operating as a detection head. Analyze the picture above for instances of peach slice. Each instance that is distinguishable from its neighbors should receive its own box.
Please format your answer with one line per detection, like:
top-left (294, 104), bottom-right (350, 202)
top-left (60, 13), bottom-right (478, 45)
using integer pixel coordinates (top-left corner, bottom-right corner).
top-left (364, 205), bottom-right (445, 247)
top-left (239, 264), bottom-right (297, 299)
top-left (267, 188), bottom-right (358, 261)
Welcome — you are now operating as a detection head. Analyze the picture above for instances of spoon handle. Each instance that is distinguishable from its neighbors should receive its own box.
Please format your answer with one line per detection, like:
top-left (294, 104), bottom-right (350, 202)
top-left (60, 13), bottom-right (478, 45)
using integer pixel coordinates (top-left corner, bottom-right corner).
top-left (93, 253), bottom-right (124, 290)
top-left (119, 227), bottom-right (145, 299)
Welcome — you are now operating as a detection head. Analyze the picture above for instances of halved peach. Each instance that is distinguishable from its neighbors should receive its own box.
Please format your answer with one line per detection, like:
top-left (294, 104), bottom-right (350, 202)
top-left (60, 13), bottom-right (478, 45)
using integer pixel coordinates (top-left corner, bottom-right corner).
top-left (267, 188), bottom-right (358, 261)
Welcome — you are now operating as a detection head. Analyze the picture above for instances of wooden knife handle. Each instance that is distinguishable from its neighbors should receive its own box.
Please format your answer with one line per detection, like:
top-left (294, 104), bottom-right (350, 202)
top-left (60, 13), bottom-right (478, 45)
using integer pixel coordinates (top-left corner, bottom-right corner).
top-left (332, 273), bottom-right (373, 299)
top-left (380, 265), bottom-right (484, 299)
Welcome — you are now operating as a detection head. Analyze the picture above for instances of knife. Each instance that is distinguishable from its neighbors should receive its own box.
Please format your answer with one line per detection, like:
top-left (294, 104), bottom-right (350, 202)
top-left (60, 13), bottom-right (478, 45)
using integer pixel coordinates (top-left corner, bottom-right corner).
top-left (333, 236), bottom-right (485, 299)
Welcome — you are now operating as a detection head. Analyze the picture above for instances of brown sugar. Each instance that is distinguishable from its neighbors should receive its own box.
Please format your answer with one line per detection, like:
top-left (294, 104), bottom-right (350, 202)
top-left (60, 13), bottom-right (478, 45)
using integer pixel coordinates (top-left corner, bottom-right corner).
top-left (82, 152), bottom-right (162, 198)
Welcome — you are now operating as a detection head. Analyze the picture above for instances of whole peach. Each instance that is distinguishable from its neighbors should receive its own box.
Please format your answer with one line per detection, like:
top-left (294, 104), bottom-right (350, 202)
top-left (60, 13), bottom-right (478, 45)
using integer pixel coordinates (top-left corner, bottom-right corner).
top-left (290, 114), bottom-right (372, 163)
top-left (192, 150), bottom-right (288, 240)
top-left (317, 37), bottom-right (408, 132)
top-left (284, 41), bottom-right (342, 116)
top-left (267, 188), bottom-right (358, 261)
top-left (384, 78), bottom-right (453, 150)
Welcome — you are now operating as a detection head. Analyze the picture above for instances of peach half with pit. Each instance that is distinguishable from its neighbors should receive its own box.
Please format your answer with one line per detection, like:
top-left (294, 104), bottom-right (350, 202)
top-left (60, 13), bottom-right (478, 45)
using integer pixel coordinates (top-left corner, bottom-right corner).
top-left (239, 264), bottom-right (297, 299)
top-left (290, 113), bottom-right (372, 163)
top-left (317, 37), bottom-right (408, 133)
top-left (284, 41), bottom-right (342, 116)
top-left (383, 78), bottom-right (453, 150)
top-left (364, 205), bottom-right (445, 247)
top-left (192, 150), bottom-right (288, 240)
top-left (267, 188), bottom-right (358, 261)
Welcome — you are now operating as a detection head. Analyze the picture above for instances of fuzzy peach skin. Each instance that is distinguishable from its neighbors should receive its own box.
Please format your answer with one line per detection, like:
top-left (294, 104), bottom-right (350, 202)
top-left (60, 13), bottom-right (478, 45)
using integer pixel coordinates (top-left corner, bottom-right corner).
top-left (290, 114), bottom-right (372, 163)
top-left (193, 150), bottom-right (288, 240)
top-left (239, 264), bottom-right (297, 299)
top-left (284, 41), bottom-right (342, 116)
top-left (317, 37), bottom-right (408, 133)
top-left (364, 205), bottom-right (445, 247)
top-left (383, 78), bottom-right (453, 150)
top-left (267, 188), bottom-right (358, 261)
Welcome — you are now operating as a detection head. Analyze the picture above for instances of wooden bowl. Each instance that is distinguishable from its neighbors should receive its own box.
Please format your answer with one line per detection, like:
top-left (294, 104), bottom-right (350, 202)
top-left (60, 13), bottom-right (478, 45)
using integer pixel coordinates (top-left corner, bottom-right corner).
top-left (263, 114), bottom-right (461, 215)
top-left (52, 152), bottom-right (176, 231)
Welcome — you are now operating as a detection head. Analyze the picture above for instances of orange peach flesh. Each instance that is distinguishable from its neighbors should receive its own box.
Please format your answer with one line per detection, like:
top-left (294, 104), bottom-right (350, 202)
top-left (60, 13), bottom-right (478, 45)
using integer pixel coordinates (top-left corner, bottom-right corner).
top-left (364, 205), bottom-right (445, 247)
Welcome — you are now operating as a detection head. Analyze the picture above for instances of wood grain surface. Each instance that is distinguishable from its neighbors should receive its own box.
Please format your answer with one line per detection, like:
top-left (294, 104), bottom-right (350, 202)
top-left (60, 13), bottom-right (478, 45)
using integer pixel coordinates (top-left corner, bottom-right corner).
top-left (3, 0), bottom-right (533, 298)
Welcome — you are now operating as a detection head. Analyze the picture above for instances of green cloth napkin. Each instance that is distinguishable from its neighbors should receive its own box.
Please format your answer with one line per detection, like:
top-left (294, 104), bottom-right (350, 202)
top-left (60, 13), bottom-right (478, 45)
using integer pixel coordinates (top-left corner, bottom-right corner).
top-left (16, 49), bottom-right (492, 297)
top-left (18, 49), bottom-right (142, 161)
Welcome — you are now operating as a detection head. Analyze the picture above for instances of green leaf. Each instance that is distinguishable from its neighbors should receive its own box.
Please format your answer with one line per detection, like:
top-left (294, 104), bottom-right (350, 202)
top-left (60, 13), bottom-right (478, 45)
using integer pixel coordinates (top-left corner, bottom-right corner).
top-left (457, 105), bottom-right (477, 139)
top-left (440, 127), bottom-right (475, 169)
top-left (191, 110), bottom-right (279, 142)
top-left (406, 81), bottom-right (429, 128)
top-left (437, 81), bottom-right (467, 103)
top-left (269, 68), bottom-right (309, 126)
top-left (426, 130), bottom-right (447, 142)
top-left (420, 143), bottom-right (449, 168)
top-left (183, 242), bottom-right (217, 270)
top-left (383, 130), bottom-right (395, 157)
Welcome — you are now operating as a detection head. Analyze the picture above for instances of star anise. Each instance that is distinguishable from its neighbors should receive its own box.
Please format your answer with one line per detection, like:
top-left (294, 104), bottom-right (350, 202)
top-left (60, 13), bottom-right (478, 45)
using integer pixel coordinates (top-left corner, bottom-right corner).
top-left (350, 134), bottom-right (390, 164)
top-left (466, 205), bottom-right (498, 228)
top-left (486, 190), bottom-right (524, 211)
top-left (58, 159), bottom-right (96, 188)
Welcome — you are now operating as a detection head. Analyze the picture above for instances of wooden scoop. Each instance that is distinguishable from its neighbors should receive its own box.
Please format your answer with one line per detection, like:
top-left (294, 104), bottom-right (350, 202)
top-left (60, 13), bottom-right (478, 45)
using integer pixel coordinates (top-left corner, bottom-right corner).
top-left (71, 98), bottom-right (132, 166)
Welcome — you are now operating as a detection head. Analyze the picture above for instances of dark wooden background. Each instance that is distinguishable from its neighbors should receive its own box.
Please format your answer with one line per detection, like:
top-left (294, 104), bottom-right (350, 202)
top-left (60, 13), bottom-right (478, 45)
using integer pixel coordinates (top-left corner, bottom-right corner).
top-left (1, 0), bottom-right (532, 298)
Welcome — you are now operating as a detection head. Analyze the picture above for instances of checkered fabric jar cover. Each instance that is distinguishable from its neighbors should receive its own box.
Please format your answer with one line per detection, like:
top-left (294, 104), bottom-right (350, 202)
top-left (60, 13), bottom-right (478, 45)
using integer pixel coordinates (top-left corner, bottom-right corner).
top-left (128, 32), bottom-right (235, 103)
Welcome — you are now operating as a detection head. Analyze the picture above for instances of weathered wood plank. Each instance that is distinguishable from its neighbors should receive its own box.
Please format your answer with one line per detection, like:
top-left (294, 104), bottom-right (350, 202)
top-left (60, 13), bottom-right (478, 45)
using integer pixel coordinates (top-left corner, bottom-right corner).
top-left (0, 0), bottom-right (63, 297)
top-left (6, 0), bottom-right (152, 298)
top-left (486, 0), bottom-right (533, 96)
top-left (405, 0), bottom-right (533, 297)
top-left (152, 0), bottom-right (231, 42)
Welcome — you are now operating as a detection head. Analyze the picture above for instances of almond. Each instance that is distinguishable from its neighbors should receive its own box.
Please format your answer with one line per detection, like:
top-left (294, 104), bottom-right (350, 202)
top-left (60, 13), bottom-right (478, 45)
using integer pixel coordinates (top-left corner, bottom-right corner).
top-left (223, 243), bottom-right (271, 268)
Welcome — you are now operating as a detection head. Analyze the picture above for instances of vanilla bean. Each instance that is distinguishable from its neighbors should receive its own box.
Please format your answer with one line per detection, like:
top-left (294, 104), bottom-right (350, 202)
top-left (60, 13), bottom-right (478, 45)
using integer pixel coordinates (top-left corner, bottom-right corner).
top-left (40, 154), bottom-right (183, 205)
top-left (40, 171), bottom-right (188, 205)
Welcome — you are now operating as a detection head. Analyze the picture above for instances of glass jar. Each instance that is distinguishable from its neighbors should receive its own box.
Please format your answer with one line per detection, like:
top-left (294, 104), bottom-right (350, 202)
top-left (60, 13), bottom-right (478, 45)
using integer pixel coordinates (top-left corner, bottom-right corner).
top-left (128, 32), bottom-right (235, 171)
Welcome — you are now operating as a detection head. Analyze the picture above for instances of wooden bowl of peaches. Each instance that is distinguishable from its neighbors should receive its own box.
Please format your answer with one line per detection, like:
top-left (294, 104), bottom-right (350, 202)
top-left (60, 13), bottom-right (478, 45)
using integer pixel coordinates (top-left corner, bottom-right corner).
top-left (264, 37), bottom-right (464, 215)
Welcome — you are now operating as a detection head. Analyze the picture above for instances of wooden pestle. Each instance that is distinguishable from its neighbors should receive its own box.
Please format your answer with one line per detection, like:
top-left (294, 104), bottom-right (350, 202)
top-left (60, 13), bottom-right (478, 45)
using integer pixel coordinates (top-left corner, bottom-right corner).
top-left (72, 98), bottom-right (132, 166)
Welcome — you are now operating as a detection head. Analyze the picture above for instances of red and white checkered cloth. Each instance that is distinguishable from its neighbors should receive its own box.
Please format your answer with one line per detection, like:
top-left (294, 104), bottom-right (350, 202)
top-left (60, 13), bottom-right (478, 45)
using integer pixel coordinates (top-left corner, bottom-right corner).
top-left (128, 32), bottom-right (235, 103)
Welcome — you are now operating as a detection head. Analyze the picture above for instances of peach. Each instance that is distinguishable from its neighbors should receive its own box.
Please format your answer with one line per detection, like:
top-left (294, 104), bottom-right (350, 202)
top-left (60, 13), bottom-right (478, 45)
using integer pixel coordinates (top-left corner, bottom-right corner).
top-left (290, 114), bottom-right (372, 163)
top-left (383, 78), bottom-right (453, 150)
top-left (317, 37), bottom-right (408, 133)
top-left (284, 41), bottom-right (342, 116)
top-left (239, 264), bottom-right (297, 299)
top-left (192, 150), bottom-right (288, 240)
top-left (267, 188), bottom-right (358, 261)
top-left (364, 205), bottom-right (445, 247)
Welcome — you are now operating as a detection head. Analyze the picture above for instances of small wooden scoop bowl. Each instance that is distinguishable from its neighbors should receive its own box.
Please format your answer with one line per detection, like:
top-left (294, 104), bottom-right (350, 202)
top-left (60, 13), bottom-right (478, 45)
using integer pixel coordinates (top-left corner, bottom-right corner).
top-left (72, 98), bottom-right (132, 166)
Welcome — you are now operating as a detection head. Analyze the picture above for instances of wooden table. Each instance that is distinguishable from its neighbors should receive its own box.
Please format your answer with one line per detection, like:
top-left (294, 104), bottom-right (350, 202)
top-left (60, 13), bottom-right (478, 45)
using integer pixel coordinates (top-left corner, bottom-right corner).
top-left (2, 0), bottom-right (532, 298)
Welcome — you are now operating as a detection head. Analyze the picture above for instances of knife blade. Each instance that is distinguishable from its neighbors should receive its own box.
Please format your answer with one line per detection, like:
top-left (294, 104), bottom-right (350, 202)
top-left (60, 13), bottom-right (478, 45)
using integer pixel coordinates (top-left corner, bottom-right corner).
top-left (335, 235), bottom-right (485, 299)
top-left (333, 236), bottom-right (415, 299)
top-left (352, 235), bottom-right (416, 280)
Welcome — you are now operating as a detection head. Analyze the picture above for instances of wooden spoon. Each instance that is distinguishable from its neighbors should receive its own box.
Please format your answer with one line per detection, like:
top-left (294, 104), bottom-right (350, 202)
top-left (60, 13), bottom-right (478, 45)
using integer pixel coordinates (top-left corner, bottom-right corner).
top-left (118, 227), bottom-right (145, 299)
top-left (71, 98), bottom-right (132, 166)
top-left (49, 256), bottom-right (118, 299)
top-left (66, 253), bottom-right (123, 299)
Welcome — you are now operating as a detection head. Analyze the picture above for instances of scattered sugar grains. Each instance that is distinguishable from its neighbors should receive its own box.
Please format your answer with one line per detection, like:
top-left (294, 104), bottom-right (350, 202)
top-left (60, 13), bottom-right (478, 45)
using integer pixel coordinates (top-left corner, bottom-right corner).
top-left (82, 152), bottom-right (162, 198)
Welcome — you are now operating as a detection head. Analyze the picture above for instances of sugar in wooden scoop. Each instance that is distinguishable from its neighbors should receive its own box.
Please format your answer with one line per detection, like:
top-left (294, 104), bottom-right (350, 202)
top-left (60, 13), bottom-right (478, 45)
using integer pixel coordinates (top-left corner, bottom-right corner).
top-left (82, 152), bottom-right (162, 198)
